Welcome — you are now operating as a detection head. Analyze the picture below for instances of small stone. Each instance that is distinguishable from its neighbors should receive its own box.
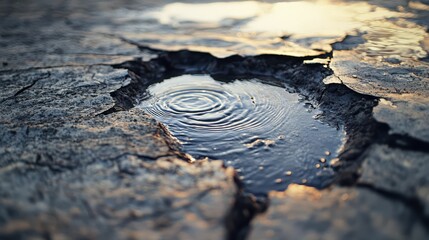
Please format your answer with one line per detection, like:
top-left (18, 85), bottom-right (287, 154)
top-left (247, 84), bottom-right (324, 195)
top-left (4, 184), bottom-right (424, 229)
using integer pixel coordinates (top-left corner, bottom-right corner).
top-left (315, 164), bottom-right (321, 169)
top-left (259, 166), bottom-right (264, 170)
top-left (302, 179), bottom-right (308, 184)
top-left (285, 171), bottom-right (292, 176)
top-left (320, 158), bottom-right (326, 163)
top-left (275, 178), bottom-right (282, 183)
top-left (325, 151), bottom-right (331, 156)
top-left (330, 158), bottom-right (340, 167)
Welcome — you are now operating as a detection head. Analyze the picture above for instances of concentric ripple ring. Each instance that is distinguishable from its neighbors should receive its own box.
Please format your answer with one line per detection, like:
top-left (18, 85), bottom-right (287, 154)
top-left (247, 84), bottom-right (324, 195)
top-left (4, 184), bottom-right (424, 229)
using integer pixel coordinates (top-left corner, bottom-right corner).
top-left (139, 74), bottom-right (345, 194)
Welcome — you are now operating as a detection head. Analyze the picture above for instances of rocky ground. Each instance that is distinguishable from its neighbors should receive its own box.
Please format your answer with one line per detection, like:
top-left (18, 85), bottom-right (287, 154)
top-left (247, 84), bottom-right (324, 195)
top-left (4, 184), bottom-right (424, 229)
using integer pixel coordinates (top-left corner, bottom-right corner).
top-left (1, 0), bottom-right (429, 239)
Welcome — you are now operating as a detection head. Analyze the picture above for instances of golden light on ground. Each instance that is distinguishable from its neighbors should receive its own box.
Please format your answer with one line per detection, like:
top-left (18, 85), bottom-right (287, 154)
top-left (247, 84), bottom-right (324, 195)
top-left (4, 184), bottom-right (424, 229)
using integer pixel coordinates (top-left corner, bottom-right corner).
top-left (148, 0), bottom-right (407, 37)
top-left (147, 1), bottom-right (269, 28)
top-left (270, 184), bottom-right (322, 200)
top-left (140, 0), bottom-right (414, 58)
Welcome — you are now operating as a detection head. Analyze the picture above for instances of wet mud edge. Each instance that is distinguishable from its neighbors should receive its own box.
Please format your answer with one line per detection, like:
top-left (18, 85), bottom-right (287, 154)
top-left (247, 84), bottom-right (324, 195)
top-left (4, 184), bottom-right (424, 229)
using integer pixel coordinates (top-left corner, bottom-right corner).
top-left (102, 49), bottom-right (410, 239)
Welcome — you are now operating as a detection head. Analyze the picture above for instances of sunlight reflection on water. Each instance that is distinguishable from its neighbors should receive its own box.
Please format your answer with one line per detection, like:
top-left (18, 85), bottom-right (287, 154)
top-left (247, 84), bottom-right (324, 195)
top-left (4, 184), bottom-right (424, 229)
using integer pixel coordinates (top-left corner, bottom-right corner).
top-left (138, 0), bottom-right (415, 57)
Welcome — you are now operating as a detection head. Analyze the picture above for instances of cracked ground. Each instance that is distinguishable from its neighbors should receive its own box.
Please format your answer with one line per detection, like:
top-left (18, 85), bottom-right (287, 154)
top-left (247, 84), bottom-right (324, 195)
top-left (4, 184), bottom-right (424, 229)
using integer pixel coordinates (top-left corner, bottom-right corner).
top-left (1, 0), bottom-right (429, 240)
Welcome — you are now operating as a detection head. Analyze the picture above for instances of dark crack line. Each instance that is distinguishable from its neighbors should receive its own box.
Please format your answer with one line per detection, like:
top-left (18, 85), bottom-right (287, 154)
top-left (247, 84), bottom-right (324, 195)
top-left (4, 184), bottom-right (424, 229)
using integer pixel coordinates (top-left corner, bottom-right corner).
top-left (95, 32), bottom-right (163, 55)
top-left (82, 198), bottom-right (97, 219)
top-left (386, 132), bottom-right (429, 153)
top-left (20, 160), bottom-right (73, 173)
top-left (225, 191), bottom-right (268, 240)
top-left (13, 72), bottom-right (51, 97)
top-left (356, 183), bottom-right (429, 229)
top-left (0, 72), bottom-right (52, 105)
top-left (110, 152), bottom-right (177, 162)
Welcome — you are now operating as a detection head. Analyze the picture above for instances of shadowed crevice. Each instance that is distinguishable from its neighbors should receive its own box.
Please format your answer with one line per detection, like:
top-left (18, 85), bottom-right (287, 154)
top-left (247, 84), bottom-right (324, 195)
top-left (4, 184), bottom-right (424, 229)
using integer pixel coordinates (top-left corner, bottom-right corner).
top-left (104, 49), bottom-right (383, 239)
top-left (356, 183), bottom-right (429, 229)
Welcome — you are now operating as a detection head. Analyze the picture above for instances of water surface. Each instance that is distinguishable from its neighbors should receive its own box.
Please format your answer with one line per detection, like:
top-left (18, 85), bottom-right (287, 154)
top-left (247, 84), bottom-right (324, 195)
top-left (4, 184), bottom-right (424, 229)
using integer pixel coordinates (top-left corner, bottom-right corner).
top-left (121, 0), bottom-right (409, 57)
top-left (139, 75), bottom-right (345, 193)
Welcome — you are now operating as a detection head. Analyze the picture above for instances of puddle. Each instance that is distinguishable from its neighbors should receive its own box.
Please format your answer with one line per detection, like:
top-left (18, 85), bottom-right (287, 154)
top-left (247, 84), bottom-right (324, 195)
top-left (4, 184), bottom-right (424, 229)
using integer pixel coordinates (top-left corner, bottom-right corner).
top-left (138, 75), bottom-right (345, 194)
top-left (147, 1), bottom-right (269, 28)
top-left (146, 1), bottom-right (400, 37)
top-left (357, 19), bottom-right (427, 59)
top-left (114, 0), bottom-right (409, 58)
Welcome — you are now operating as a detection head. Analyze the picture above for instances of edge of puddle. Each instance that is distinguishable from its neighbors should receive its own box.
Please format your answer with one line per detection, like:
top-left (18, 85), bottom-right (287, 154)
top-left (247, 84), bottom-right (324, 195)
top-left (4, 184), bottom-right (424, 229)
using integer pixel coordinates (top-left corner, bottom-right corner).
top-left (104, 49), bottom-right (381, 240)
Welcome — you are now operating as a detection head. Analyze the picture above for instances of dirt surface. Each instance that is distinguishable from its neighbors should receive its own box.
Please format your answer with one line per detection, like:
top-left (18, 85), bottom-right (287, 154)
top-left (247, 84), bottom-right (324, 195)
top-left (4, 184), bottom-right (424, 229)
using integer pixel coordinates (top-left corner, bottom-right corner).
top-left (1, 0), bottom-right (429, 240)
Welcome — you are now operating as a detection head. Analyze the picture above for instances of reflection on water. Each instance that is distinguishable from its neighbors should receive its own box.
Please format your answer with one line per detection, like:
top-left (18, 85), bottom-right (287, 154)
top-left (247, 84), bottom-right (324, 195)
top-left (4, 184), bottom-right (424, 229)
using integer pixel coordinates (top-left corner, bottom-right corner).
top-left (137, 0), bottom-right (412, 57)
top-left (147, 1), bottom-right (269, 28)
top-left (358, 19), bottom-right (427, 59)
top-left (147, 1), bottom-right (402, 37)
top-left (409, 1), bottom-right (429, 11)
top-left (328, 7), bottom-right (429, 101)
top-left (138, 75), bottom-right (345, 194)
top-left (242, 1), bottom-right (361, 37)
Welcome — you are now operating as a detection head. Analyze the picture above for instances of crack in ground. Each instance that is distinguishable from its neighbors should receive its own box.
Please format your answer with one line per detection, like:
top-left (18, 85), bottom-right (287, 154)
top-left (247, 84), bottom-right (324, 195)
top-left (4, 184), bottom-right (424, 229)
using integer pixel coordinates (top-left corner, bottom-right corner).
top-left (356, 183), bottom-right (429, 229)
top-left (225, 177), bottom-right (269, 240)
top-left (0, 72), bottom-right (51, 105)
top-left (386, 132), bottom-right (429, 153)
top-left (102, 48), bottom-right (383, 239)
top-left (91, 40), bottom-right (428, 239)
top-left (13, 72), bottom-right (51, 97)
top-left (0, 26), bottom-right (425, 238)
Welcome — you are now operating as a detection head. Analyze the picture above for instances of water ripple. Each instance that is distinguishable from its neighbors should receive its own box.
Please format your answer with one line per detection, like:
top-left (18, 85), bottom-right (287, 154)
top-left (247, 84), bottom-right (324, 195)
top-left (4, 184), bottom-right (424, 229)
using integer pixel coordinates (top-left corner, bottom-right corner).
top-left (139, 75), bottom-right (345, 193)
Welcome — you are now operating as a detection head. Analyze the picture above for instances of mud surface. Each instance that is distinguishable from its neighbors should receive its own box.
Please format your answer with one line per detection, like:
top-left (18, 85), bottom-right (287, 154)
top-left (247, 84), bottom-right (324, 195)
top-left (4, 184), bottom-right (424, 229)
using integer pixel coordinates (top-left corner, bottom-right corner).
top-left (1, 0), bottom-right (429, 239)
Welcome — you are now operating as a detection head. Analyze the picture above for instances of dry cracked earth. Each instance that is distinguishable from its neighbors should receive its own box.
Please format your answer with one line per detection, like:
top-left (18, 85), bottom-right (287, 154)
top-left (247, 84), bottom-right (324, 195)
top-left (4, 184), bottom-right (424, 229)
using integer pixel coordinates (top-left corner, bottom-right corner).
top-left (1, 0), bottom-right (429, 239)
